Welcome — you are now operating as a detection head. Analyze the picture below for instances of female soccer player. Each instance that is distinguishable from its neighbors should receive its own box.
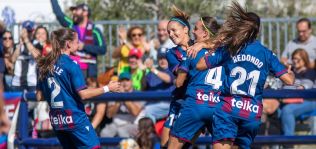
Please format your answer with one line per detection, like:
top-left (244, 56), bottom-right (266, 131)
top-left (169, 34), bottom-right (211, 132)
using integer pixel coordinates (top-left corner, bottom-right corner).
top-left (161, 5), bottom-right (193, 148)
top-left (36, 28), bottom-right (120, 148)
top-left (168, 17), bottom-right (223, 149)
top-left (196, 2), bottom-right (295, 149)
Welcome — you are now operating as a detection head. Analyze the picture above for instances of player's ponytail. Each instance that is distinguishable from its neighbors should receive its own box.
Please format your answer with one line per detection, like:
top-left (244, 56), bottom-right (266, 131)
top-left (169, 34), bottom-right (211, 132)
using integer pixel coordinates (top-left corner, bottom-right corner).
top-left (169, 5), bottom-right (191, 32)
top-left (38, 28), bottom-right (76, 80)
top-left (212, 1), bottom-right (260, 55)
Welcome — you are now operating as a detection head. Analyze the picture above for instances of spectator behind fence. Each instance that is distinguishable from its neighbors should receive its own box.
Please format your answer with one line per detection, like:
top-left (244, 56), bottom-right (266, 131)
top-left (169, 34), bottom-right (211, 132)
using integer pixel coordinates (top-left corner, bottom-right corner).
top-left (281, 48), bottom-right (316, 136)
top-left (51, 0), bottom-right (106, 78)
top-left (33, 26), bottom-right (52, 56)
top-left (149, 20), bottom-right (176, 63)
top-left (135, 51), bottom-right (175, 123)
top-left (281, 18), bottom-right (316, 69)
top-left (100, 72), bottom-right (143, 138)
top-left (2, 31), bottom-right (15, 91)
top-left (113, 26), bottom-right (150, 74)
top-left (136, 117), bottom-right (159, 149)
top-left (11, 21), bottom-right (40, 92)
top-left (119, 48), bottom-right (146, 91)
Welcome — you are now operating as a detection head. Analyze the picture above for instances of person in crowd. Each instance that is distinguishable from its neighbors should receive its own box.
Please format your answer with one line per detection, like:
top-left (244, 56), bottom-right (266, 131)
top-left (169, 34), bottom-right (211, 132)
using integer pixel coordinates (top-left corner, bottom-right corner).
top-left (196, 2), bottom-right (295, 148)
top-left (119, 48), bottom-right (146, 91)
top-left (2, 31), bottom-right (15, 91)
top-left (51, 0), bottom-right (106, 78)
top-left (100, 72), bottom-right (143, 138)
top-left (281, 18), bottom-right (316, 69)
top-left (36, 28), bottom-right (120, 148)
top-left (136, 117), bottom-right (159, 149)
top-left (11, 20), bottom-right (40, 92)
top-left (281, 48), bottom-right (316, 136)
top-left (148, 20), bottom-right (176, 63)
top-left (113, 26), bottom-right (150, 74)
top-left (33, 26), bottom-right (52, 56)
top-left (135, 51), bottom-right (175, 125)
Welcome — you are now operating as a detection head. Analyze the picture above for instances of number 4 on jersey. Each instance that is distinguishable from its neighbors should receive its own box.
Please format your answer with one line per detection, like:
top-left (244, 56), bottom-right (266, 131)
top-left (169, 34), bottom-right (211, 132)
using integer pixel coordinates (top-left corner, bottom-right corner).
top-left (205, 66), bottom-right (223, 90)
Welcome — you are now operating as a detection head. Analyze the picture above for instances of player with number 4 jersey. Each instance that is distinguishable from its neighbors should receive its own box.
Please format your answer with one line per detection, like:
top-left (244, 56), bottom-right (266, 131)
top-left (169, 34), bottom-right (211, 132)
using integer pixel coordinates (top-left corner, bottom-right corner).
top-left (36, 28), bottom-right (120, 149)
top-left (197, 2), bottom-right (295, 149)
top-left (168, 17), bottom-right (224, 149)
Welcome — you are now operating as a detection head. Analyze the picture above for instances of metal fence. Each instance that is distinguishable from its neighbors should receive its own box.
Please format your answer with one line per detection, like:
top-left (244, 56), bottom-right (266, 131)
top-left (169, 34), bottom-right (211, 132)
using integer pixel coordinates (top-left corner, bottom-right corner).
top-left (10, 17), bottom-right (316, 72)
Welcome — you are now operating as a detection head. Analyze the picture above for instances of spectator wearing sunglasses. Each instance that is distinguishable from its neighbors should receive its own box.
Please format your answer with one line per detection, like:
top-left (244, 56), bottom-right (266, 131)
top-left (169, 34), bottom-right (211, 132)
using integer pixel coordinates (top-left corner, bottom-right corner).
top-left (113, 26), bottom-right (150, 74)
top-left (2, 31), bottom-right (15, 91)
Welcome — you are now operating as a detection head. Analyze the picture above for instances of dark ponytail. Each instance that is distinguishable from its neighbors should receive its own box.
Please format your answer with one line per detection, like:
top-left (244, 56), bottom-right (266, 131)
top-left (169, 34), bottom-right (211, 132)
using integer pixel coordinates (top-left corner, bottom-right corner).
top-left (136, 117), bottom-right (157, 149)
top-left (213, 1), bottom-right (260, 55)
top-left (38, 28), bottom-right (76, 80)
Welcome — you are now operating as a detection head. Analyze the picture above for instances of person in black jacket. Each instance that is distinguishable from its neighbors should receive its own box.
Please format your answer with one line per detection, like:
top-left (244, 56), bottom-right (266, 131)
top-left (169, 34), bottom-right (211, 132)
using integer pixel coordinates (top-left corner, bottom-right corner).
top-left (51, 0), bottom-right (106, 79)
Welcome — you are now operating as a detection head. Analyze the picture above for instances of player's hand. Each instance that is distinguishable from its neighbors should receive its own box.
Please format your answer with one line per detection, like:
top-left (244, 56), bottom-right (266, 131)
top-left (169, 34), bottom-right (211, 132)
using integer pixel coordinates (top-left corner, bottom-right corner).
top-left (108, 81), bottom-right (121, 92)
top-left (187, 43), bottom-right (203, 58)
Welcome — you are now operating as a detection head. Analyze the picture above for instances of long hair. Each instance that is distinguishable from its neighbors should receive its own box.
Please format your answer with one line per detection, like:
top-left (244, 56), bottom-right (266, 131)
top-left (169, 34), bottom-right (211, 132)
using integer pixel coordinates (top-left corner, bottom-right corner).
top-left (201, 16), bottom-right (220, 37)
top-left (37, 28), bottom-right (76, 80)
top-left (136, 117), bottom-right (157, 149)
top-left (34, 25), bottom-right (50, 44)
top-left (292, 48), bottom-right (310, 68)
top-left (213, 1), bottom-right (260, 55)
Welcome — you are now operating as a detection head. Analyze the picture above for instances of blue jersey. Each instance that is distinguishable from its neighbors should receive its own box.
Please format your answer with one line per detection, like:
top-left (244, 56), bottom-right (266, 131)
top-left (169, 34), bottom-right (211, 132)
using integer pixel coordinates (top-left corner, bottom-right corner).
top-left (179, 48), bottom-right (226, 106)
top-left (205, 41), bottom-right (287, 120)
top-left (166, 45), bottom-right (189, 99)
top-left (37, 54), bottom-right (88, 130)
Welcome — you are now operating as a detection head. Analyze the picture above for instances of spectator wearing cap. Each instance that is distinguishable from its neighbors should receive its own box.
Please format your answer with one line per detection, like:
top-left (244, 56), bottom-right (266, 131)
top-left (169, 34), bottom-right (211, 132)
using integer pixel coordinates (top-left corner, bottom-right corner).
top-left (148, 20), bottom-right (176, 63)
top-left (134, 51), bottom-right (175, 124)
top-left (11, 20), bottom-right (40, 92)
top-left (281, 48), bottom-right (316, 136)
top-left (121, 48), bottom-right (146, 91)
top-left (281, 18), bottom-right (316, 69)
top-left (113, 26), bottom-right (150, 74)
top-left (51, 0), bottom-right (106, 79)
top-left (100, 72), bottom-right (143, 138)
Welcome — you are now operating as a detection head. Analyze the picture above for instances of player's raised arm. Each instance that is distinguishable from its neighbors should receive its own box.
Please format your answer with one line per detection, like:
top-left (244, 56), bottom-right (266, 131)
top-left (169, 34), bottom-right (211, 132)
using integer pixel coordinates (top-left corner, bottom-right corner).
top-left (78, 81), bottom-right (120, 100)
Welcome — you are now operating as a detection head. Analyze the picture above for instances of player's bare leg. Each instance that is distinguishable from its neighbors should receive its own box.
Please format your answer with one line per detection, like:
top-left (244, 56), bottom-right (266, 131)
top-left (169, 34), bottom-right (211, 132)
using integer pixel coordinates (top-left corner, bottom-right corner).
top-left (213, 140), bottom-right (232, 149)
top-left (167, 136), bottom-right (184, 149)
top-left (161, 127), bottom-right (170, 148)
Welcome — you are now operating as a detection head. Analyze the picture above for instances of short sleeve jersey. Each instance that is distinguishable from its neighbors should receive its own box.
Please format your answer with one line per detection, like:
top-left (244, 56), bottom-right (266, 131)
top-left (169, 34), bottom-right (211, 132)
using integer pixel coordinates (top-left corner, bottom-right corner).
top-left (179, 48), bottom-right (226, 106)
top-left (166, 45), bottom-right (189, 99)
top-left (205, 41), bottom-right (287, 120)
top-left (37, 54), bottom-right (88, 130)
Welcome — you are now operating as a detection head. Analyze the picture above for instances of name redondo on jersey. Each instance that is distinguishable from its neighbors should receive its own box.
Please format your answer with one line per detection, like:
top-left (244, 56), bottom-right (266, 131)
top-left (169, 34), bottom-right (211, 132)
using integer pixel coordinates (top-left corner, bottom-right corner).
top-left (232, 54), bottom-right (263, 69)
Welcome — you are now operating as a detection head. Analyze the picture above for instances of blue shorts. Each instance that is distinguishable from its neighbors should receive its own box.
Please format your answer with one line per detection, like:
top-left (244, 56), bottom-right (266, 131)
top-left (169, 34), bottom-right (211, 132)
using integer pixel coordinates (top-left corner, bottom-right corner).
top-left (164, 99), bottom-right (184, 128)
top-left (55, 122), bottom-right (100, 149)
top-left (171, 99), bottom-right (215, 142)
top-left (212, 110), bottom-right (261, 149)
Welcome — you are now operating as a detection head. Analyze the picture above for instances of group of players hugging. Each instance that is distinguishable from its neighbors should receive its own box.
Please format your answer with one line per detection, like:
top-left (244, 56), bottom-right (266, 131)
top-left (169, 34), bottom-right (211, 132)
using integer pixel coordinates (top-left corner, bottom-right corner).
top-left (36, 1), bottom-right (295, 149)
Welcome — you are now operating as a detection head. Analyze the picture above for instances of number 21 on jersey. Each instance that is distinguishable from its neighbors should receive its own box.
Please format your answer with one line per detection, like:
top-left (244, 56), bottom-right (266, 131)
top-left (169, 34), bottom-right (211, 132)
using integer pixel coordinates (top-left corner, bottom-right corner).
top-left (230, 66), bottom-right (260, 96)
